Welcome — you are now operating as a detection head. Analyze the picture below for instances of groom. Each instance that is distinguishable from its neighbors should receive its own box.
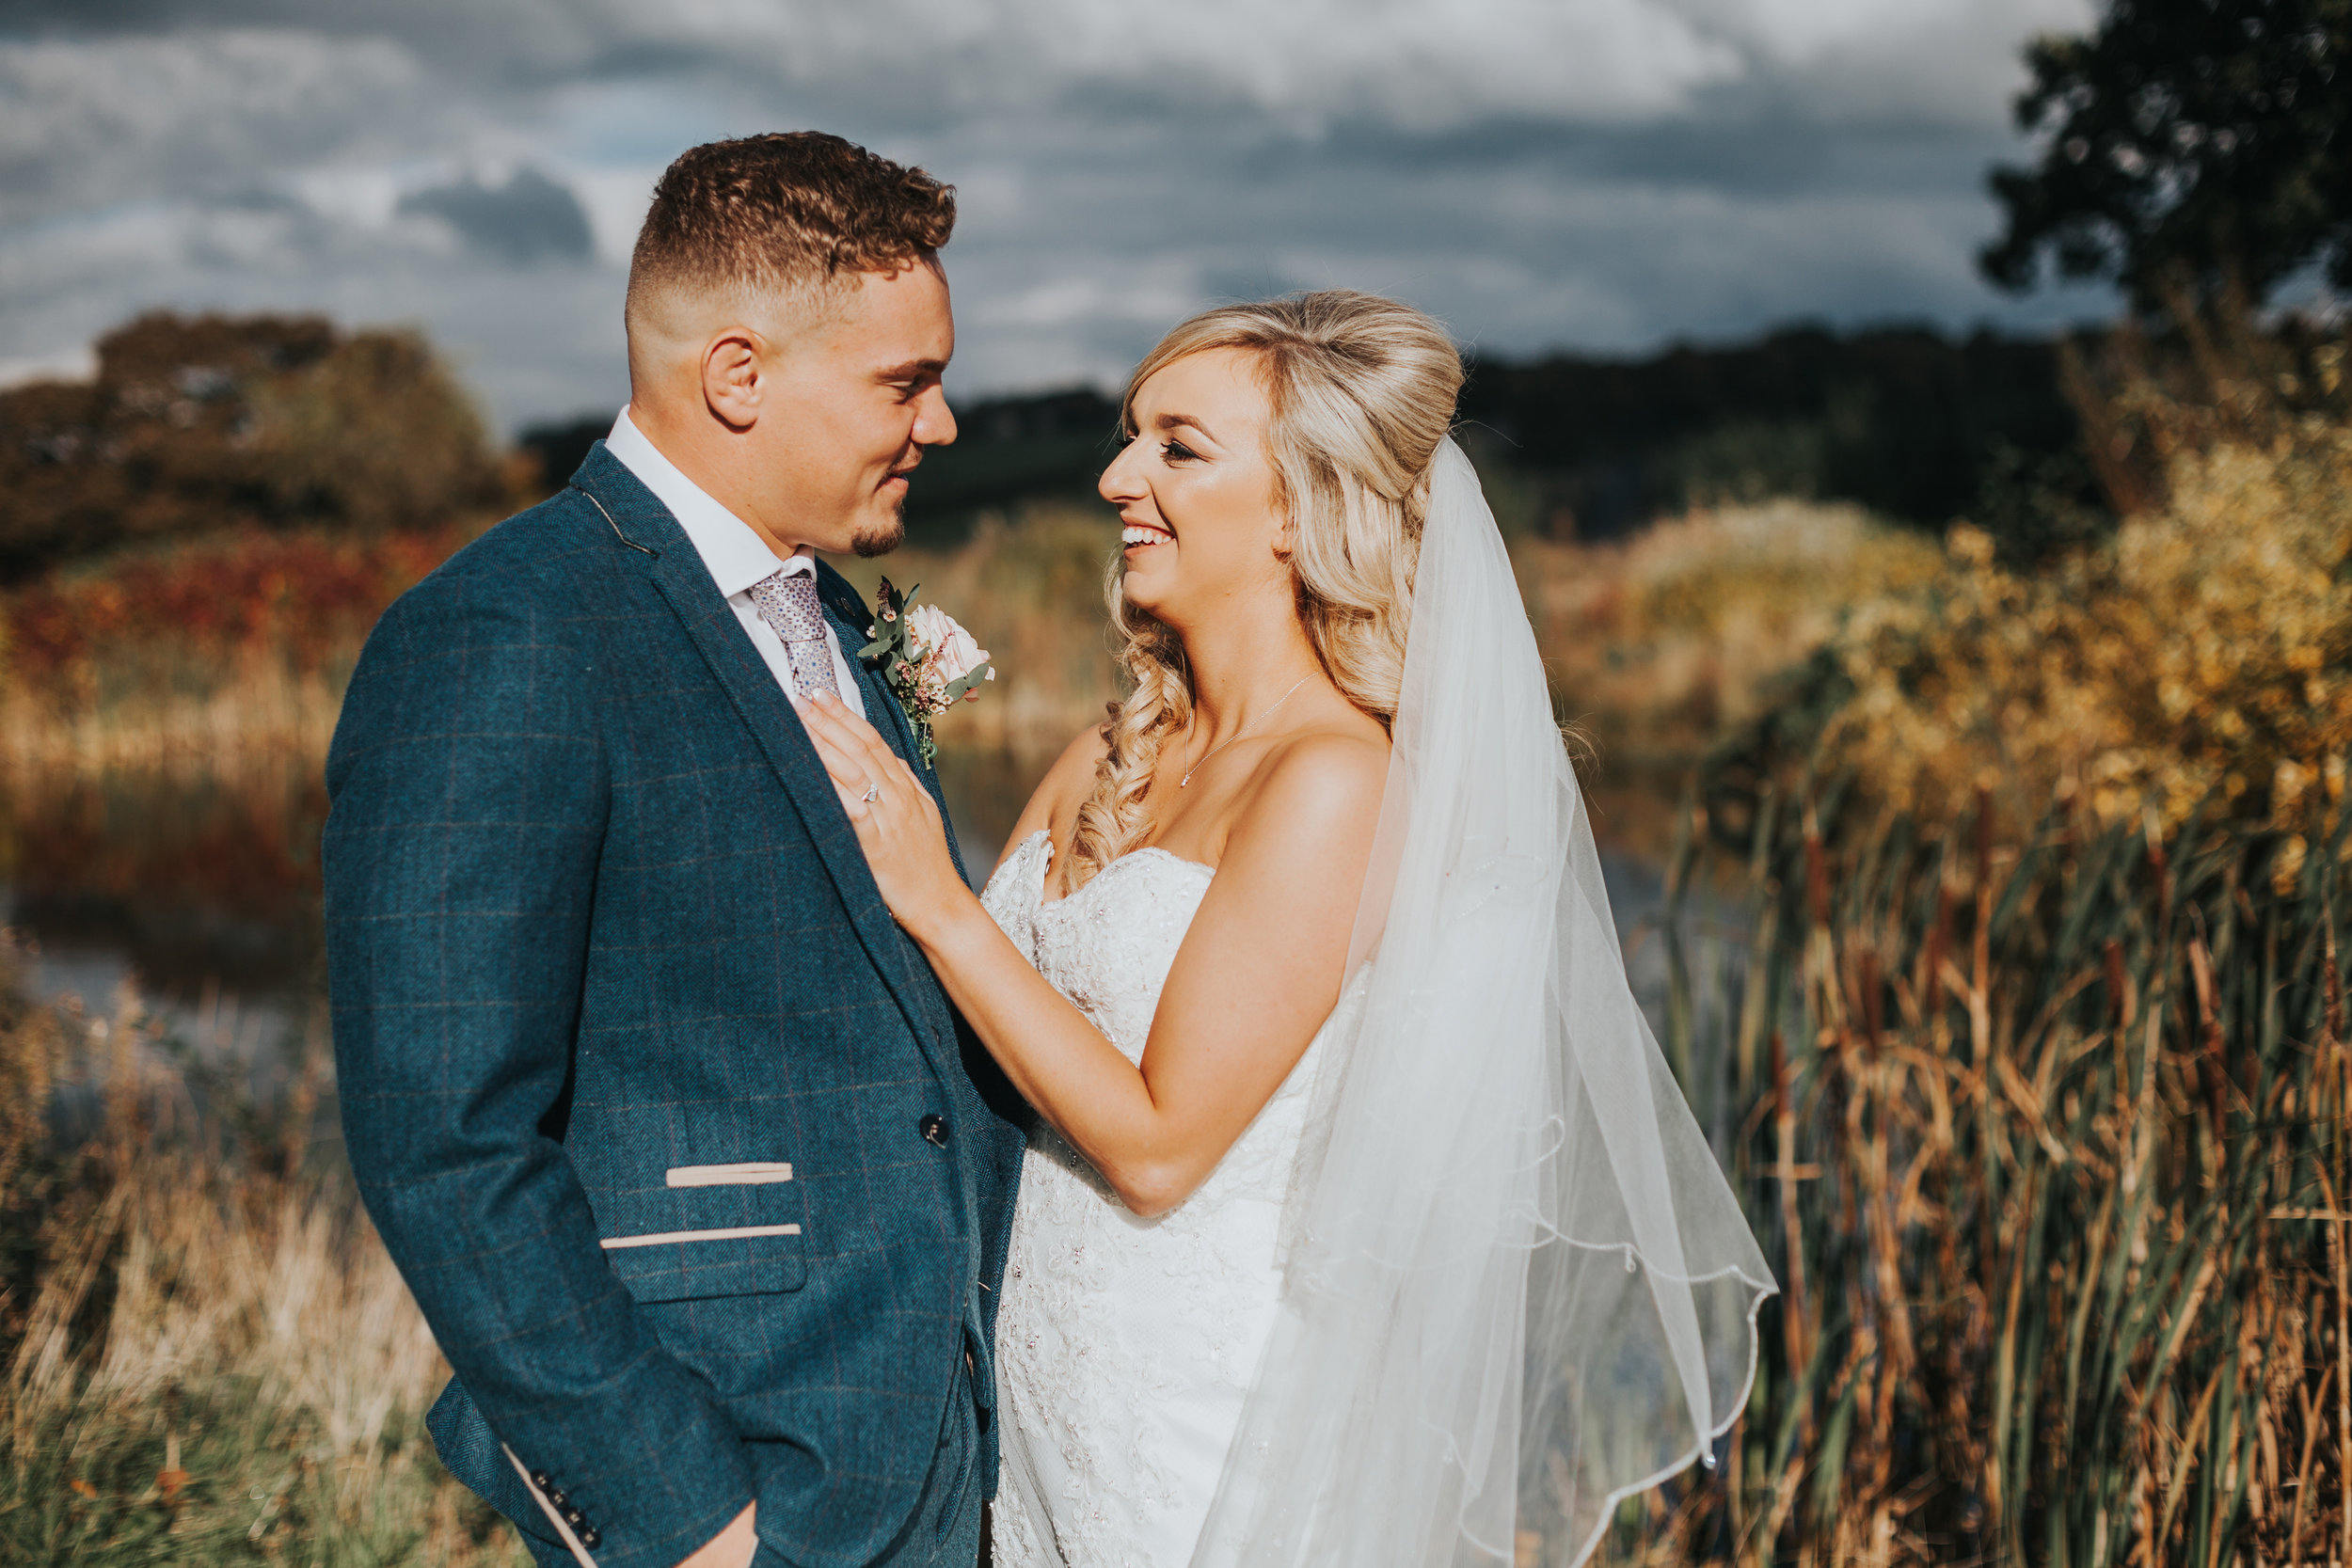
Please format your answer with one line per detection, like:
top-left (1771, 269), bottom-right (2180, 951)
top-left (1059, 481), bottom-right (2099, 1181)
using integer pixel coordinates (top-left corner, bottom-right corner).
top-left (326, 133), bottom-right (1024, 1568)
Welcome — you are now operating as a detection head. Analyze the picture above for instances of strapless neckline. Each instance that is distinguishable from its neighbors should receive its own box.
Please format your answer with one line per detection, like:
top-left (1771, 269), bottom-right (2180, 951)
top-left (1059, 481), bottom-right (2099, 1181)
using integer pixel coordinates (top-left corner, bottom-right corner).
top-left (1019, 830), bottom-right (1215, 916)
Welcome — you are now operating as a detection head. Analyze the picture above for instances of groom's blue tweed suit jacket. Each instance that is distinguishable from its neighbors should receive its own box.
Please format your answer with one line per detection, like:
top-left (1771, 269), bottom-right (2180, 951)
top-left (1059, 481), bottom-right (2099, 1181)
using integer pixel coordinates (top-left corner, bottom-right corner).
top-left (325, 445), bottom-right (1025, 1568)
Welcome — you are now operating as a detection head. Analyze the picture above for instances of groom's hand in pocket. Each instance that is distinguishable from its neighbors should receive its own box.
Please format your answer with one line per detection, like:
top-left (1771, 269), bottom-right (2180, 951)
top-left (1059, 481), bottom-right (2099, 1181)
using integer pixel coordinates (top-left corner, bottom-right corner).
top-left (675, 1502), bottom-right (757, 1568)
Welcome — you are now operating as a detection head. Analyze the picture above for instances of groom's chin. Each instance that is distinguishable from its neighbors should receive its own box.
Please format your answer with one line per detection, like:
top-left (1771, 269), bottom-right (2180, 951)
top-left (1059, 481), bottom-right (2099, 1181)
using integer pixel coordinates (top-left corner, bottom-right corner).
top-left (851, 506), bottom-right (906, 559)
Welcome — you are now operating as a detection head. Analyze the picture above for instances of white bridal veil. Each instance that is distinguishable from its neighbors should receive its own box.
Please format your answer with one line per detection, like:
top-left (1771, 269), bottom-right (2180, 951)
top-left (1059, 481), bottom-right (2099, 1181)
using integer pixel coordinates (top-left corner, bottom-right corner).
top-left (1189, 440), bottom-right (1776, 1568)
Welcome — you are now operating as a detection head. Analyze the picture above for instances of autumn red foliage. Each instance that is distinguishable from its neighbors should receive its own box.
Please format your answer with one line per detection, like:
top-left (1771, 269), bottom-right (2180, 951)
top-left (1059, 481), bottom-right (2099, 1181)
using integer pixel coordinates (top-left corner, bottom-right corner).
top-left (3, 520), bottom-right (478, 681)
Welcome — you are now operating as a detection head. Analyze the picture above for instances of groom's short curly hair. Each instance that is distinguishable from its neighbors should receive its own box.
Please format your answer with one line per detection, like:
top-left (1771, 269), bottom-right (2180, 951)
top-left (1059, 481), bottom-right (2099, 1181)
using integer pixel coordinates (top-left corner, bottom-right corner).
top-left (627, 132), bottom-right (954, 330)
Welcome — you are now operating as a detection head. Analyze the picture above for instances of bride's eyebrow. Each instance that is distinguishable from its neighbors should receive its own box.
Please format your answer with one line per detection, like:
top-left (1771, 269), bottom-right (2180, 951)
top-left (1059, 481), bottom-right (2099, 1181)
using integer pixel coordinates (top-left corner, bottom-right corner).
top-left (1151, 411), bottom-right (1218, 445)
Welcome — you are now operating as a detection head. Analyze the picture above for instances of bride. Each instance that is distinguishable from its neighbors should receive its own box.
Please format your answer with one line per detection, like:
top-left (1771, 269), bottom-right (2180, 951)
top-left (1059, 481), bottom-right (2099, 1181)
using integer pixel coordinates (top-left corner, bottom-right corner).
top-left (795, 292), bottom-right (1773, 1568)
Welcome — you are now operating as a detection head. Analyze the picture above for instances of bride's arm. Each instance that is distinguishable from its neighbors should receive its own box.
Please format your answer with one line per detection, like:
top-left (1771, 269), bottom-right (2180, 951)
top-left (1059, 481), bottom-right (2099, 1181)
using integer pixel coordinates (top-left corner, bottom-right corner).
top-left (794, 690), bottom-right (1383, 1217)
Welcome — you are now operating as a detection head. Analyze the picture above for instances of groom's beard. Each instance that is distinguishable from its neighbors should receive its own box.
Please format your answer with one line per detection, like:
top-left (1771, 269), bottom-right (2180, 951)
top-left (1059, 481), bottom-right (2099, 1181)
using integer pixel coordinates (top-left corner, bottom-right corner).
top-left (850, 501), bottom-right (906, 558)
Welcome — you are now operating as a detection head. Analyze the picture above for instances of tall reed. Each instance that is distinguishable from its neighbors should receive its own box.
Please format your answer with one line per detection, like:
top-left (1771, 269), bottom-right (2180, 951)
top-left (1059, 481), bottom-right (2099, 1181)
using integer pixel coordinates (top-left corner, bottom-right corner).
top-left (1616, 781), bottom-right (2348, 1566)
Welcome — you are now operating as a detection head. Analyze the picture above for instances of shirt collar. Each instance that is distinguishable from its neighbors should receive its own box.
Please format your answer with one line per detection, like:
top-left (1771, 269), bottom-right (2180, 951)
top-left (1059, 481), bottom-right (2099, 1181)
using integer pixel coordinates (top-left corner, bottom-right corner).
top-left (605, 407), bottom-right (814, 596)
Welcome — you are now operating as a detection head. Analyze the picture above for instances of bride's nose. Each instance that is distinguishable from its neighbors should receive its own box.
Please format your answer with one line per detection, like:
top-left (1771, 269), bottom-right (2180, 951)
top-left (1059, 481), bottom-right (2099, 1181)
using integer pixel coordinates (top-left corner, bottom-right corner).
top-left (1099, 437), bottom-right (1150, 505)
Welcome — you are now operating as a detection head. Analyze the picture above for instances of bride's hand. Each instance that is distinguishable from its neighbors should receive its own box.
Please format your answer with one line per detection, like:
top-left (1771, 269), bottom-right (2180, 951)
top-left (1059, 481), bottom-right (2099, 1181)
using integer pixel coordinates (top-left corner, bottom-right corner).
top-left (793, 691), bottom-right (970, 936)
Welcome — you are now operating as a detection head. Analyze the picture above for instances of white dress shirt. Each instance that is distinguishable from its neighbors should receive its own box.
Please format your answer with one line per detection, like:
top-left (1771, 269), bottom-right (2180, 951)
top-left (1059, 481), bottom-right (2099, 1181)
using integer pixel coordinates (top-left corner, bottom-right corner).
top-left (605, 408), bottom-right (866, 718)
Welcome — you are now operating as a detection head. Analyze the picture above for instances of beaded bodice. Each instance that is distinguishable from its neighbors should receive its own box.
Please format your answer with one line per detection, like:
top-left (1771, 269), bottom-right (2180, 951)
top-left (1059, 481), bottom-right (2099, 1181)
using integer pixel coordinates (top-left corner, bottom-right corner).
top-left (977, 832), bottom-right (1332, 1566)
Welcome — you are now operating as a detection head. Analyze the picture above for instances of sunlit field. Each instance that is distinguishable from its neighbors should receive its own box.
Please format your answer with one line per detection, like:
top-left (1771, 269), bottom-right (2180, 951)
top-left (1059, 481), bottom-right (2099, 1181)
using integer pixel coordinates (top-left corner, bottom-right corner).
top-left (5, 301), bottom-right (2350, 1563)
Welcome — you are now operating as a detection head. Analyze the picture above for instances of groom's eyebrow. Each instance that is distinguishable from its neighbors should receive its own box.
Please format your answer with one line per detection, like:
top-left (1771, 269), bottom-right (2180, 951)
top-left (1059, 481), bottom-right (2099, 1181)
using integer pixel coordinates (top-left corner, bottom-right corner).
top-left (875, 357), bottom-right (947, 381)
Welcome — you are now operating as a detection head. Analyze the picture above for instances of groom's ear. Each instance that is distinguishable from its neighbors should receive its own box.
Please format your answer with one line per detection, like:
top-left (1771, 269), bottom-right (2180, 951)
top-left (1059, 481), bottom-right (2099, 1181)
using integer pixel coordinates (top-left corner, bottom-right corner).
top-left (699, 327), bottom-right (767, 433)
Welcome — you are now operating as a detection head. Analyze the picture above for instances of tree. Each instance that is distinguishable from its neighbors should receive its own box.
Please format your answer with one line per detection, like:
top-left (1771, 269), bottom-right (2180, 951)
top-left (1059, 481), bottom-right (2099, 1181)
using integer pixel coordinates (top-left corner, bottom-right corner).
top-left (1981, 0), bottom-right (2352, 314)
top-left (0, 312), bottom-right (498, 578)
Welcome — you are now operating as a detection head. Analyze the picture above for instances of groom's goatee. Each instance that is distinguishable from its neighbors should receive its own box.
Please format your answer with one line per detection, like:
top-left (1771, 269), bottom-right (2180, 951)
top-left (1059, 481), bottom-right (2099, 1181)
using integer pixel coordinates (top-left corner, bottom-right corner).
top-left (852, 511), bottom-right (906, 558)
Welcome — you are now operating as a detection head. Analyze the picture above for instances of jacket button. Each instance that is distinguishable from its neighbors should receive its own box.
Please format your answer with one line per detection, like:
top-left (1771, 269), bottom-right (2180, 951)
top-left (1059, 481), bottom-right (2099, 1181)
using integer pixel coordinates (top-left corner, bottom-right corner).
top-left (547, 1489), bottom-right (566, 1509)
top-left (580, 1528), bottom-right (602, 1548)
top-left (530, 1470), bottom-right (552, 1491)
top-left (920, 1114), bottom-right (949, 1147)
top-left (564, 1506), bottom-right (586, 1528)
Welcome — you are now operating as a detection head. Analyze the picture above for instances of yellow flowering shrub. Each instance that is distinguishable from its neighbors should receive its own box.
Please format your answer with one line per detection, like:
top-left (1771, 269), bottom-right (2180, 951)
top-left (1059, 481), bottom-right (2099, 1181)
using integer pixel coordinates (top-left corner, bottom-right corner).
top-left (1821, 415), bottom-right (2352, 842)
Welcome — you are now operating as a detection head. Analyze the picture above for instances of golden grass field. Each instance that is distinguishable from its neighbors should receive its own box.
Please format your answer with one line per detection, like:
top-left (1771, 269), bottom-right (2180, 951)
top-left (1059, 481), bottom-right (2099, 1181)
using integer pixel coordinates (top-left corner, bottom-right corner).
top-left (5, 351), bottom-right (2350, 1562)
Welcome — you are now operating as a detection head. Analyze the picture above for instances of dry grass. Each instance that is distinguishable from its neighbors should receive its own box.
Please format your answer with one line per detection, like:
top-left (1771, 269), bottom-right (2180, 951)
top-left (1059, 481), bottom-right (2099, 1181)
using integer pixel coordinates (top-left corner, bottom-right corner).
top-left (1588, 784), bottom-right (2351, 1567)
top-left (7, 385), bottom-right (2346, 1562)
top-left (0, 944), bottom-right (524, 1565)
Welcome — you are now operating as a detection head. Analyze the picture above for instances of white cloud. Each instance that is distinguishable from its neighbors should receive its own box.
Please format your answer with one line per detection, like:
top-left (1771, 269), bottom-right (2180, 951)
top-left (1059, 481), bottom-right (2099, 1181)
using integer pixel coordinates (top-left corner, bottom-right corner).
top-left (483, 0), bottom-right (1743, 129)
top-left (1668, 0), bottom-right (2097, 123)
top-left (0, 3), bottom-right (2118, 432)
top-left (0, 30), bottom-right (441, 227)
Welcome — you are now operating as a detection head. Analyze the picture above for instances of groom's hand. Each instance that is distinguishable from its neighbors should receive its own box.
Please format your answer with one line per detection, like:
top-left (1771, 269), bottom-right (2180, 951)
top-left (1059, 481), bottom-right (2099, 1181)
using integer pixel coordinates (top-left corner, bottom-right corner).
top-left (675, 1502), bottom-right (757, 1568)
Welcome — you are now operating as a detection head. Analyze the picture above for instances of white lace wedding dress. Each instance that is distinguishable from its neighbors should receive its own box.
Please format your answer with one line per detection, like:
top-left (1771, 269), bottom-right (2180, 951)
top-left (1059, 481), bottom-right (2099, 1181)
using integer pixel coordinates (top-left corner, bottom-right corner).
top-left (977, 830), bottom-right (1347, 1568)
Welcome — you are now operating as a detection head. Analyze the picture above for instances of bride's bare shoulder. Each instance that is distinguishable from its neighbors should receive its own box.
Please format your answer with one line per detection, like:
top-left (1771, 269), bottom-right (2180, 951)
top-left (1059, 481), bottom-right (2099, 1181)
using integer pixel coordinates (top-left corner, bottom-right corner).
top-left (996, 720), bottom-right (1111, 870)
top-left (1228, 720), bottom-right (1390, 855)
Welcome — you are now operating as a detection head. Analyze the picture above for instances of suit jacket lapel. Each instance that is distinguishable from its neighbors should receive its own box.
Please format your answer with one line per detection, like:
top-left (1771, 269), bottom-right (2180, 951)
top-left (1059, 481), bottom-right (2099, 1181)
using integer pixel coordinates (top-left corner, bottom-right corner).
top-left (570, 449), bottom-right (963, 1080)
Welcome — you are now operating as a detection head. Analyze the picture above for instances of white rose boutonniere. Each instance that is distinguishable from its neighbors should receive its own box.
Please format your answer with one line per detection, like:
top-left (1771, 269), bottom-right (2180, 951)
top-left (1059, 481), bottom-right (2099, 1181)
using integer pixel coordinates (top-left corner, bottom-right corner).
top-left (859, 577), bottom-right (994, 766)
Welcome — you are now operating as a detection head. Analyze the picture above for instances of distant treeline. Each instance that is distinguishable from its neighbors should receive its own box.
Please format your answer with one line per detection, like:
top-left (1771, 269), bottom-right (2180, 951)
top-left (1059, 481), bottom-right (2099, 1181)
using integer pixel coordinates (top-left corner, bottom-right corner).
top-left (1, 311), bottom-right (2100, 581)
top-left (532, 323), bottom-right (2098, 557)
top-left (1459, 323), bottom-right (2102, 552)
top-left (0, 312), bottom-right (498, 580)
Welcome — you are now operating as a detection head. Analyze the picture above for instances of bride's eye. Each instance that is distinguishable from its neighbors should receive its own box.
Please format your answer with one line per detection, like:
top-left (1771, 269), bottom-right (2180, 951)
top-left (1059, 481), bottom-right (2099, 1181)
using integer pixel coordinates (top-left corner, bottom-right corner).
top-left (1161, 439), bottom-right (1200, 464)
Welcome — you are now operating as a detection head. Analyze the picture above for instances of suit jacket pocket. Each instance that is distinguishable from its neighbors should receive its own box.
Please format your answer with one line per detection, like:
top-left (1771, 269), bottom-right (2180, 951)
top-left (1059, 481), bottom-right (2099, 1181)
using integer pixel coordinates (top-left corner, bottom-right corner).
top-left (602, 1222), bottom-right (807, 1302)
top-left (598, 1165), bottom-right (809, 1302)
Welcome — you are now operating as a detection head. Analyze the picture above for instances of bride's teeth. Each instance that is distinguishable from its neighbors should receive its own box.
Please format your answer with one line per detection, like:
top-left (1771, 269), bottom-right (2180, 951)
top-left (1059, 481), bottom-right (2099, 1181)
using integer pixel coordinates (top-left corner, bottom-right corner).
top-left (1122, 525), bottom-right (1170, 546)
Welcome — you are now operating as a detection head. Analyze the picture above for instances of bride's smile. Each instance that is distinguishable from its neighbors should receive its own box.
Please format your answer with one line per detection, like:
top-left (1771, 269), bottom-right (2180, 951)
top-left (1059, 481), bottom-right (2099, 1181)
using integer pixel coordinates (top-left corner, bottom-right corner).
top-left (1098, 345), bottom-right (1290, 626)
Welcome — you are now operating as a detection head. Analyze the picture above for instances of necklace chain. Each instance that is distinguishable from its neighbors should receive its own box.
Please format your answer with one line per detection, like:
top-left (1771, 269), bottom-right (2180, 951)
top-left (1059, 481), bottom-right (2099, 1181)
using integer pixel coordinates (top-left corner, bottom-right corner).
top-left (1178, 674), bottom-right (1314, 788)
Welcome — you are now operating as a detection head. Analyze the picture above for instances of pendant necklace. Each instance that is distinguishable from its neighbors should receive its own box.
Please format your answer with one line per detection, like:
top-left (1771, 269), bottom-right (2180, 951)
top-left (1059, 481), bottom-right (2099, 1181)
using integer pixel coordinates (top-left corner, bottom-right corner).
top-left (1179, 674), bottom-right (1314, 788)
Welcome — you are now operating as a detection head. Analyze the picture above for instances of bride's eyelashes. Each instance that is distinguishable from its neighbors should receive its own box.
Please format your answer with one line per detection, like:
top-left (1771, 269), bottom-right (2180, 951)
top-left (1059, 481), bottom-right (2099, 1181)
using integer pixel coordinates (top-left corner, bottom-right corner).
top-left (1160, 439), bottom-right (1200, 465)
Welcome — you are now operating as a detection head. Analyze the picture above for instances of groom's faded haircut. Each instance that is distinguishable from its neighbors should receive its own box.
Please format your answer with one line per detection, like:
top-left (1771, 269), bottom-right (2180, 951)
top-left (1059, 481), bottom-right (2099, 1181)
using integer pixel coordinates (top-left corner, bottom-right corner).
top-left (626, 131), bottom-right (955, 340)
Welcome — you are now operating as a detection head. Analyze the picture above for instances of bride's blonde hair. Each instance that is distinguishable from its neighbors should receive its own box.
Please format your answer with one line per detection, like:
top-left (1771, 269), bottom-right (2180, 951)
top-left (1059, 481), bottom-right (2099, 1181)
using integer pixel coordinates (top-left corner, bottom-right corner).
top-left (1064, 290), bottom-right (1464, 892)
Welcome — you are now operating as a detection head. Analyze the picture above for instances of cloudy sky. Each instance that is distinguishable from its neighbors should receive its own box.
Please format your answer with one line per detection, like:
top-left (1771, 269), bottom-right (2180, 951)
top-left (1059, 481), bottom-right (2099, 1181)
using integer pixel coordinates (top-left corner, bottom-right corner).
top-left (0, 0), bottom-right (2114, 435)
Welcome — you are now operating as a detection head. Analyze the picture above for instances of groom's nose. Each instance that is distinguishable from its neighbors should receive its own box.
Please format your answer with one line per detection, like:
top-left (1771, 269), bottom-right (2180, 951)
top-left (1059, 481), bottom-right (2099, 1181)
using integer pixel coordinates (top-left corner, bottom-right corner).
top-left (912, 385), bottom-right (957, 449)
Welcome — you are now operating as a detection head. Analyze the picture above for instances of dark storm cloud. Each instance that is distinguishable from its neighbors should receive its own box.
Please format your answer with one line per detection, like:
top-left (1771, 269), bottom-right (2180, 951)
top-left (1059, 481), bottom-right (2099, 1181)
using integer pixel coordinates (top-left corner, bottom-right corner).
top-left (398, 168), bottom-right (594, 264)
top-left (0, 0), bottom-right (2108, 429)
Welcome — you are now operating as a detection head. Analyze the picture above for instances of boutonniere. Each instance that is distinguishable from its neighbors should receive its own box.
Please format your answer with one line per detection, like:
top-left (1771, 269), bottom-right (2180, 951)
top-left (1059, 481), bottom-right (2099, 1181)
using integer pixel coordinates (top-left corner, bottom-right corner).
top-left (859, 578), bottom-right (994, 767)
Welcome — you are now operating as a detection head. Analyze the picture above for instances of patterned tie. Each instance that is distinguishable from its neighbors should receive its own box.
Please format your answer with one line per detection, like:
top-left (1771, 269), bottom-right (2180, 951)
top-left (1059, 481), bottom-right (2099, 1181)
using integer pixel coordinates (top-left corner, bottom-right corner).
top-left (746, 568), bottom-right (842, 702)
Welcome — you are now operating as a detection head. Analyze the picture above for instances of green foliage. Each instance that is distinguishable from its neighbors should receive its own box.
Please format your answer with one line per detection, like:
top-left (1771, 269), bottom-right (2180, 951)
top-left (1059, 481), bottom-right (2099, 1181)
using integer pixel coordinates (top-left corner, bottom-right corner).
top-left (0, 312), bottom-right (499, 580)
top-left (1982, 0), bottom-right (2352, 311)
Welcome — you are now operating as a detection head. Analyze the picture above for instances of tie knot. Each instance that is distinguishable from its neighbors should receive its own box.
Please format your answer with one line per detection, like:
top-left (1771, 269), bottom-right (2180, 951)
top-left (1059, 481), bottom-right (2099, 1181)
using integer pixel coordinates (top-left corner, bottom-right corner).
top-left (749, 568), bottom-right (826, 643)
